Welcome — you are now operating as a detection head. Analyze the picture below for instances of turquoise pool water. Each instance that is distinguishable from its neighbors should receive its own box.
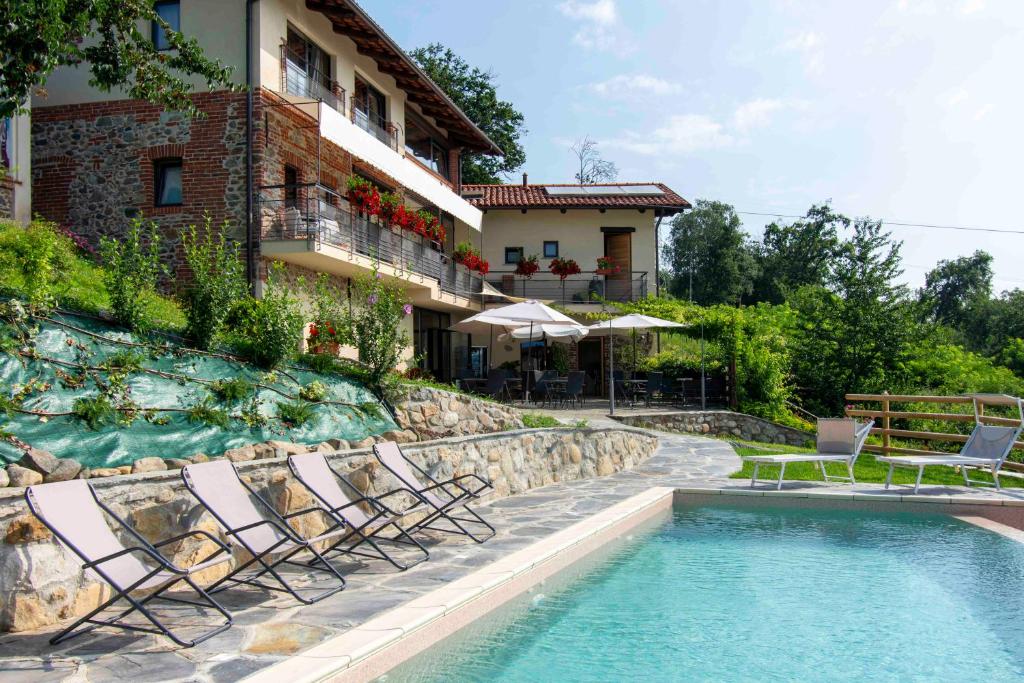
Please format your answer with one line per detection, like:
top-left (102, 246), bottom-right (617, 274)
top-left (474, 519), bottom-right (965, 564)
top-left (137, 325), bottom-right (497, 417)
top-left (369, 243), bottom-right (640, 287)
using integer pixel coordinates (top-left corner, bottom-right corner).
top-left (387, 504), bottom-right (1024, 682)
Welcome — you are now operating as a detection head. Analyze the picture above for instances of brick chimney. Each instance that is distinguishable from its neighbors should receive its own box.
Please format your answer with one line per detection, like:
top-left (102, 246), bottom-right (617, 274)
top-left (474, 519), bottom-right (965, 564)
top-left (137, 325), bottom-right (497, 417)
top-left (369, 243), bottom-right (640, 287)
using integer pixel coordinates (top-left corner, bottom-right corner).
top-left (522, 172), bottom-right (528, 187)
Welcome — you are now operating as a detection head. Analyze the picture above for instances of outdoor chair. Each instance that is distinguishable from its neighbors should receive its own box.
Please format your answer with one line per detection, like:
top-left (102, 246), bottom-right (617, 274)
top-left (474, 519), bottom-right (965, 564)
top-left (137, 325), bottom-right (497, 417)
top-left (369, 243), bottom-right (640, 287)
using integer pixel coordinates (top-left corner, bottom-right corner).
top-left (25, 480), bottom-right (234, 647)
top-left (636, 372), bottom-right (663, 407)
top-left (532, 371), bottom-right (557, 406)
top-left (287, 452), bottom-right (429, 571)
top-left (877, 420), bottom-right (1024, 494)
top-left (181, 459), bottom-right (348, 605)
top-left (373, 441), bottom-right (496, 543)
top-left (563, 370), bottom-right (586, 408)
top-left (743, 418), bottom-right (875, 490)
top-left (484, 368), bottom-right (512, 402)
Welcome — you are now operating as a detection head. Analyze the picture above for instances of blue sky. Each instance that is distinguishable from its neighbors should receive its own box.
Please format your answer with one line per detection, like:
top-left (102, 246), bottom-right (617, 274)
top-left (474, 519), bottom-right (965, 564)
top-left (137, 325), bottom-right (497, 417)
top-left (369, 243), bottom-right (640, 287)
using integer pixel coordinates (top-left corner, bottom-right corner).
top-left (364, 0), bottom-right (1024, 291)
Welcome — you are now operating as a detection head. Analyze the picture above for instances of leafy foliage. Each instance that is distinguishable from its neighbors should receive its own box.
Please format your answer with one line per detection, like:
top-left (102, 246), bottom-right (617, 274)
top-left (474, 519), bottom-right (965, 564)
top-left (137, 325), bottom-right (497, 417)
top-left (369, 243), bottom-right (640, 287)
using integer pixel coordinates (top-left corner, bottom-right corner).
top-left (226, 263), bottom-right (305, 369)
top-left (521, 413), bottom-right (560, 428)
top-left (409, 43), bottom-right (526, 183)
top-left (181, 217), bottom-right (247, 349)
top-left (276, 399), bottom-right (315, 427)
top-left (917, 250), bottom-right (993, 328)
top-left (186, 398), bottom-right (231, 429)
top-left (72, 395), bottom-right (117, 430)
top-left (209, 377), bottom-right (254, 404)
top-left (100, 219), bottom-right (165, 333)
top-left (1, 0), bottom-right (239, 118)
top-left (299, 380), bottom-right (328, 402)
top-left (338, 270), bottom-right (412, 397)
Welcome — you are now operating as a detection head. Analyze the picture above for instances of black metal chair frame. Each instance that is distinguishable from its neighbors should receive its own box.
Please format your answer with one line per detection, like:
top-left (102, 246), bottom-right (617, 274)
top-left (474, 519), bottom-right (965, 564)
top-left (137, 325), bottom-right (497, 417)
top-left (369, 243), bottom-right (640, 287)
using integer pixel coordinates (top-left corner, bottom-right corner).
top-left (181, 463), bottom-right (348, 605)
top-left (25, 484), bottom-right (234, 648)
top-left (373, 443), bottom-right (496, 544)
top-left (287, 456), bottom-right (429, 571)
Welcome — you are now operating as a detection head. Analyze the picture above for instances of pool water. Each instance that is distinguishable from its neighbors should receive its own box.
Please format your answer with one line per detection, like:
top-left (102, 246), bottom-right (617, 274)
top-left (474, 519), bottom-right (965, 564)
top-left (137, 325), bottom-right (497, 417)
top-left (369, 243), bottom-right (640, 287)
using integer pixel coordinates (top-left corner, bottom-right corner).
top-left (386, 504), bottom-right (1024, 682)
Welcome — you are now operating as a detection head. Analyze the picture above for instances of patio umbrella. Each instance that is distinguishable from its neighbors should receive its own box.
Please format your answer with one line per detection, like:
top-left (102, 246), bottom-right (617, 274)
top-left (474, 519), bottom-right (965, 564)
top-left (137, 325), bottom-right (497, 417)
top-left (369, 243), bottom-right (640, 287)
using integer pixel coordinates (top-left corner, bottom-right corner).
top-left (474, 300), bottom-right (577, 372)
top-left (586, 314), bottom-right (688, 415)
top-left (449, 312), bottom-right (531, 374)
top-left (507, 322), bottom-right (589, 343)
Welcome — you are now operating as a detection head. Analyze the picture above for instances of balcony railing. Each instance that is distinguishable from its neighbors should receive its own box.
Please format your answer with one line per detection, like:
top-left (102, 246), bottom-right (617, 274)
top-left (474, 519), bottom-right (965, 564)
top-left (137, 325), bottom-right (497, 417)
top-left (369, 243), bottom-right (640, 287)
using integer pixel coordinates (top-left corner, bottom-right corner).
top-left (486, 270), bottom-right (648, 304)
top-left (258, 183), bottom-right (481, 298)
top-left (281, 43), bottom-right (344, 113)
top-left (352, 100), bottom-right (399, 151)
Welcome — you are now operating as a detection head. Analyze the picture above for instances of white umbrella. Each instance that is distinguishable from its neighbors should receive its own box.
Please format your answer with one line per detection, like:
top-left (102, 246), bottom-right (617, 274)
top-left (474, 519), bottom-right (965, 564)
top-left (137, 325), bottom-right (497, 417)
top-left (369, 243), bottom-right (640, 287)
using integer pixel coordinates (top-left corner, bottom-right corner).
top-left (507, 322), bottom-right (589, 343)
top-left (586, 314), bottom-right (688, 415)
top-left (449, 312), bottom-right (531, 376)
top-left (479, 300), bottom-right (576, 325)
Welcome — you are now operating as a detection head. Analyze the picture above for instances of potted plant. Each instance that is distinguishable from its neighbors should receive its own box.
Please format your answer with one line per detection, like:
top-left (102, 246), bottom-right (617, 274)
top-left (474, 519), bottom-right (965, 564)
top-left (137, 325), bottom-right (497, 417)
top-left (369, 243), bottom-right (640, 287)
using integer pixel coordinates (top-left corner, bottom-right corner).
top-left (307, 321), bottom-right (343, 355)
top-left (454, 241), bottom-right (489, 290)
top-left (595, 256), bottom-right (621, 276)
top-left (514, 253), bottom-right (539, 297)
top-left (549, 256), bottom-right (581, 303)
top-left (346, 176), bottom-right (380, 217)
top-left (378, 191), bottom-right (401, 226)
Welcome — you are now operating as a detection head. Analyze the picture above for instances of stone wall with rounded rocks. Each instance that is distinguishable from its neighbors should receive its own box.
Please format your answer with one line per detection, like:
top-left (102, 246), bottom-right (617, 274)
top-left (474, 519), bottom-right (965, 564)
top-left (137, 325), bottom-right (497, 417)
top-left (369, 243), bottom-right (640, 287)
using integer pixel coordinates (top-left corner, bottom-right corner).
top-left (613, 410), bottom-right (813, 447)
top-left (0, 426), bottom-right (655, 632)
top-left (393, 386), bottom-right (523, 439)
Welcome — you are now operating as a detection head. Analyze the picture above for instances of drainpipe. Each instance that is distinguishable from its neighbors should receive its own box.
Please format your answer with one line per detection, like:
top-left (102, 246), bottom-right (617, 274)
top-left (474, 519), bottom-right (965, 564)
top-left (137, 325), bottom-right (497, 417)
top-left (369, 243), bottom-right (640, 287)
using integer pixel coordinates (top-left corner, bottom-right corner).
top-left (245, 0), bottom-right (259, 292)
top-left (654, 212), bottom-right (664, 353)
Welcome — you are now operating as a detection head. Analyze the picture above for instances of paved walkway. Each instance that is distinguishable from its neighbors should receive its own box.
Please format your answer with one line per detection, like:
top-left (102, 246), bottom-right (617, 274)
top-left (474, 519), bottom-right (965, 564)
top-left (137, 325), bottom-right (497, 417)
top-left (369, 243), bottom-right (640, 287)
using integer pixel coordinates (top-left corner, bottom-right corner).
top-left (0, 430), bottom-right (737, 683)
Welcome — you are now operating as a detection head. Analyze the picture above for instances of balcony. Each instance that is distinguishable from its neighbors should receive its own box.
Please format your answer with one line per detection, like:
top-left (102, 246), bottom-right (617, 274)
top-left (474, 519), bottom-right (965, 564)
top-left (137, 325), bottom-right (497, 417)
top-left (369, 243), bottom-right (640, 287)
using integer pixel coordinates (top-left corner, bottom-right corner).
top-left (352, 103), bottom-right (398, 152)
top-left (280, 43), bottom-right (344, 114)
top-left (486, 270), bottom-right (649, 305)
top-left (258, 184), bottom-right (482, 303)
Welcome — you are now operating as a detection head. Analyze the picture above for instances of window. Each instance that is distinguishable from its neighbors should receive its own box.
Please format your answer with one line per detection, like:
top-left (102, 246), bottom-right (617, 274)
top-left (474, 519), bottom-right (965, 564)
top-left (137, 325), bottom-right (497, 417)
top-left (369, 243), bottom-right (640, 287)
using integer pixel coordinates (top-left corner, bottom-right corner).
top-left (284, 165), bottom-right (299, 207)
top-left (154, 158), bottom-right (183, 207)
top-left (543, 241), bottom-right (559, 258)
top-left (505, 247), bottom-right (524, 264)
top-left (404, 113), bottom-right (450, 179)
top-left (284, 26), bottom-right (335, 108)
top-left (152, 1), bottom-right (180, 51)
top-left (354, 76), bottom-right (390, 145)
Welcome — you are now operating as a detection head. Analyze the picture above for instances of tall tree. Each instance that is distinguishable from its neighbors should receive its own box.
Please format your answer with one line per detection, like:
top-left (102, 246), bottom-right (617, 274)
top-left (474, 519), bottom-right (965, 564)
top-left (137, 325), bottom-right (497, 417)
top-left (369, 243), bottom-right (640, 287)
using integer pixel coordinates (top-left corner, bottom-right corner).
top-left (749, 204), bottom-right (847, 304)
top-left (918, 250), bottom-right (993, 329)
top-left (570, 136), bottom-right (618, 184)
top-left (1, 0), bottom-right (238, 118)
top-left (662, 199), bottom-right (758, 306)
top-left (409, 44), bottom-right (526, 184)
top-left (790, 219), bottom-right (912, 413)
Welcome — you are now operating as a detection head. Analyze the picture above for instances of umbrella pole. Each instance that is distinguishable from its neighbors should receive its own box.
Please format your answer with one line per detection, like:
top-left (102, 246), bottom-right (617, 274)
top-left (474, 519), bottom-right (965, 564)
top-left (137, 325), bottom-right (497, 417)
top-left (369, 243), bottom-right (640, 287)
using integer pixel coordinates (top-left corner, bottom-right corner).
top-left (488, 327), bottom-right (493, 373)
top-left (632, 327), bottom-right (637, 375)
top-left (609, 319), bottom-right (616, 416)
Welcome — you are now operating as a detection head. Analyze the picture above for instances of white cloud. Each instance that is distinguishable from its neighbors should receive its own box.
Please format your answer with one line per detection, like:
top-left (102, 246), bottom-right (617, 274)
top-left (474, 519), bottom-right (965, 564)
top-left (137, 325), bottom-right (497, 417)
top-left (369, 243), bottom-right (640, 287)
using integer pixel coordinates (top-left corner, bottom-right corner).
top-left (961, 0), bottom-right (986, 14)
top-left (606, 114), bottom-right (735, 155)
top-left (778, 30), bottom-right (825, 75)
top-left (587, 74), bottom-right (682, 97)
top-left (974, 103), bottom-right (995, 120)
top-left (733, 98), bottom-right (788, 132)
top-left (943, 87), bottom-right (969, 107)
top-left (557, 0), bottom-right (632, 54)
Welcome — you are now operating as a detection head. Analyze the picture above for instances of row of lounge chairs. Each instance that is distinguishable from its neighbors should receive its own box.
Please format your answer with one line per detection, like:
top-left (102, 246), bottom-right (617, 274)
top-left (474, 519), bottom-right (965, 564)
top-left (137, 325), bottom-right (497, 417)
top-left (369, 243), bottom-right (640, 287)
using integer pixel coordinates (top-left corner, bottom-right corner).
top-left (24, 442), bottom-right (495, 648)
top-left (743, 410), bottom-right (1024, 493)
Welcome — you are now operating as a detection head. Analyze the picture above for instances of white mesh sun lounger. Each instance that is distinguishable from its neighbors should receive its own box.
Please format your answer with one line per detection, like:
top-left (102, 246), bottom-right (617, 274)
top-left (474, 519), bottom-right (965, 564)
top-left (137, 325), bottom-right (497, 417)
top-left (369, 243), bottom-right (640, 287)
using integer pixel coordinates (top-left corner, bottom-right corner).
top-left (743, 418), bottom-right (875, 490)
top-left (25, 479), bottom-right (234, 647)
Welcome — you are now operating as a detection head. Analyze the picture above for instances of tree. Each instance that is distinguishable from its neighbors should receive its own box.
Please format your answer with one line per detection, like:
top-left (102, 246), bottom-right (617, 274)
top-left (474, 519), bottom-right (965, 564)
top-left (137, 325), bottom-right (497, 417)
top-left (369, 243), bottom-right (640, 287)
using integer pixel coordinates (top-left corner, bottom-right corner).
top-left (918, 250), bottom-right (993, 337)
top-left (570, 136), bottom-right (618, 184)
top-left (1, 0), bottom-right (238, 118)
top-left (662, 199), bottom-right (757, 305)
top-left (749, 204), bottom-right (846, 304)
top-left (789, 219), bottom-right (913, 413)
top-left (409, 44), bottom-right (526, 184)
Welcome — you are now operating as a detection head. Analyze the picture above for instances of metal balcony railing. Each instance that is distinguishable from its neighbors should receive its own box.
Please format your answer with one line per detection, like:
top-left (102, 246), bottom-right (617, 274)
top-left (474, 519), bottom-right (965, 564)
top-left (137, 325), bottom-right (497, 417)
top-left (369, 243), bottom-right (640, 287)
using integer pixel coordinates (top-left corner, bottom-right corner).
top-left (486, 270), bottom-right (648, 304)
top-left (352, 99), bottom-right (399, 151)
top-left (280, 43), bottom-right (344, 113)
top-left (258, 183), bottom-right (480, 298)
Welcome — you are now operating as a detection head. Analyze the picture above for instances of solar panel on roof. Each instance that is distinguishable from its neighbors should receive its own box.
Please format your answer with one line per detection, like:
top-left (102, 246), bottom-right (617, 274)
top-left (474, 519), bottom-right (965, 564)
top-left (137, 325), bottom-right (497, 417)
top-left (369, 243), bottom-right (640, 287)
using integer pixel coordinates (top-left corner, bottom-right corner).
top-left (543, 185), bottom-right (665, 197)
top-left (618, 184), bottom-right (665, 195)
top-left (543, 186), bottom-right (587, 196)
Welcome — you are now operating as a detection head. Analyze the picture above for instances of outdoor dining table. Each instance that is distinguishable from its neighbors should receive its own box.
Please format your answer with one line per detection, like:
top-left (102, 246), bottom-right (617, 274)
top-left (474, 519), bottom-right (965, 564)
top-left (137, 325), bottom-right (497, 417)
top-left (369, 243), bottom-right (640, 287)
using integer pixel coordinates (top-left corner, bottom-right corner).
top-left (621, 378), bottom-right (646, 405)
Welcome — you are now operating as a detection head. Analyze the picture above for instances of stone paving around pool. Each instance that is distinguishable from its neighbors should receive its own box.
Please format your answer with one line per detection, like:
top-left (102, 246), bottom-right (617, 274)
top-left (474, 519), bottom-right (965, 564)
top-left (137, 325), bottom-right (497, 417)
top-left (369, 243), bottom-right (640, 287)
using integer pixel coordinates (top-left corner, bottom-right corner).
top-left (2, 426), bottom-right (1023, 683)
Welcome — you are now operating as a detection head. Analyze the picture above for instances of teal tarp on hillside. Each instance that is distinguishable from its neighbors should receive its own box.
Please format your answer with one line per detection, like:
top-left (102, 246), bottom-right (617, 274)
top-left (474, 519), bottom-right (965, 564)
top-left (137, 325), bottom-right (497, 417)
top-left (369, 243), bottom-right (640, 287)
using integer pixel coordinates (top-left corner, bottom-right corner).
top-left (0, 312), bottom-right (396, 467)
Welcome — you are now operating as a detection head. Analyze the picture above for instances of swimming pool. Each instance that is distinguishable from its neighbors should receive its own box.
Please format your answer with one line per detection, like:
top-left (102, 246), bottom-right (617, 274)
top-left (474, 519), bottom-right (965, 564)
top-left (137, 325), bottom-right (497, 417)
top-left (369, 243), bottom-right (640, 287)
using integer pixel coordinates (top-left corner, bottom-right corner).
top-left (386, 503), bottom-right (1024, 682)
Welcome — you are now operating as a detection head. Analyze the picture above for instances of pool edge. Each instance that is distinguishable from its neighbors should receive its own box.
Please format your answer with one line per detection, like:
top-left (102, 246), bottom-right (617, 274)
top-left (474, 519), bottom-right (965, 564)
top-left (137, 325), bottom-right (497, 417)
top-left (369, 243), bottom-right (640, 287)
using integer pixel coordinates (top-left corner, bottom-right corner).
top-left (244, 486), bottom-right (675, 683)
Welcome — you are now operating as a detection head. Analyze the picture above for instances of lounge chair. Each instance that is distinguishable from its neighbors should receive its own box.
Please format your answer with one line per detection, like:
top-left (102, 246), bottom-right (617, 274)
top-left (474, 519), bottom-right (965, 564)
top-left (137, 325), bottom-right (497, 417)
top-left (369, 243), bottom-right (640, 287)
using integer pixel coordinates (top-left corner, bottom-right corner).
top-left (743, 418), bottom-right (875, 490)
top-left (288, 452), bottom-right (429, 570)
top-left (877, 419), bottom-right (1024, 494)
top-left (373, 442), bottom-right (496, 543)
top-left (181, 459), bottom-right (347, 604)
top-left (25, 480), bottom-right (233, 647)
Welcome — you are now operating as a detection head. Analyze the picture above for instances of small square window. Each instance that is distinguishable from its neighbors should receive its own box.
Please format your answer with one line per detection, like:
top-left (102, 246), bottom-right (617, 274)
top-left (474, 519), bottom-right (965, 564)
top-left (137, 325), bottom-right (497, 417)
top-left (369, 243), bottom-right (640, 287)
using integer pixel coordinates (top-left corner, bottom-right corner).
top-left (543, 241), bottom-right (559, 258)
top-left (154, 158), bottom-right (183, 207)
top-left (505, 247), bottom-right (524, 264)
top-left (153, 1), bottom-right (180, 51)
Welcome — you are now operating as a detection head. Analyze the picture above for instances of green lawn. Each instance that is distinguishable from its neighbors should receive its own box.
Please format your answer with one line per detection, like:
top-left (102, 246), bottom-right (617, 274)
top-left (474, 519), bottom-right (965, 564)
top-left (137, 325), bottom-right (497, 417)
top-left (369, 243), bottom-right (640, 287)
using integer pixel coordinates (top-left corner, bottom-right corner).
top-left (728, 440), bottom-right (1024, 489)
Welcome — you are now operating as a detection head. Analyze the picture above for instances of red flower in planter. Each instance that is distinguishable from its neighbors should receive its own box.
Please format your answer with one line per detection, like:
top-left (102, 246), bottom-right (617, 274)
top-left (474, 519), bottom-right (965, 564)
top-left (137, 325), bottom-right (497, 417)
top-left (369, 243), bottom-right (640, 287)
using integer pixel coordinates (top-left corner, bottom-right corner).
top-left (515, 254), bottom-right (540, 279)
top-left (549, 257), bottom-right (581, 281)
top-left (477, 259), bottom-right (490, 276)
top-left (595, 256), bottom-right (621, 275)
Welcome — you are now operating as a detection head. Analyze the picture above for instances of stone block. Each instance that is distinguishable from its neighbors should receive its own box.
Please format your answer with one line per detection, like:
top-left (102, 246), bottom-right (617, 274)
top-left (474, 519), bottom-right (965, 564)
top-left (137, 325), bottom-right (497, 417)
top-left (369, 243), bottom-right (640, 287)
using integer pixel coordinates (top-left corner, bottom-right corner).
top-left (6, 464), bottom-right (42, 488)
top-left (348, 436), bottom-right (375, 450)
top-left (131, 457), bottom-right (167, 474)
top-left (4, 514), bottom-right (51, 544)
top-left (43, 459), bottom-right (82, 483)
top-left (188, 453), bottom-right (210, 463)
top-left (442, 411), bottom-right (460, 428)
top-left (0, 466), bottom-right (8, 488)
top-left (89, 467), bottom-right (122, 479)
top-left (162, 458), bottom-right (190, 470)
top-left (252, 443), bottom-right (277, 459)
top-left (325, 438), bottom-right (349, 450)
top-left (265, 440), bottom-right (307, 455)
top-left (117, 465), bottom-right (132, 474)
top-left (19, 448), bottom-right (61, 476)
top-left (223, 445), bottom-right (255, 462)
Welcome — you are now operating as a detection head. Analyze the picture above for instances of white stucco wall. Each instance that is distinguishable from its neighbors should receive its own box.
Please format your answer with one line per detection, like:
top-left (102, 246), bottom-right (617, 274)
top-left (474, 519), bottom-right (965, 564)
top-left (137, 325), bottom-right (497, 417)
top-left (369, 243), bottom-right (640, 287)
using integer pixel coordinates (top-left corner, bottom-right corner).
top-left (5, 109), bottom-right (32, 224)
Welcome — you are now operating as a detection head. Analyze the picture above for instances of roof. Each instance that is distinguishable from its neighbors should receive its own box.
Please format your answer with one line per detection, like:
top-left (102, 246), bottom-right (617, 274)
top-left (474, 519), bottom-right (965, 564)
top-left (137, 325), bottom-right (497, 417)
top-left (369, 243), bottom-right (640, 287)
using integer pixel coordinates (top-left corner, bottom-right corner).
top-left (461, 182), bottom-right (691, 213)
top-left (306, 0), bottom-right (503, 155)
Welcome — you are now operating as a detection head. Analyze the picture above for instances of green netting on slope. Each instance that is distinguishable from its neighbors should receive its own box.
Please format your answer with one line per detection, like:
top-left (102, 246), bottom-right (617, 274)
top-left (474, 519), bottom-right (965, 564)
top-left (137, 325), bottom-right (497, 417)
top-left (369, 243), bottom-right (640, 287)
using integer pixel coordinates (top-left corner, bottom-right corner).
top-left (0, 311), bottom-right (396, 467)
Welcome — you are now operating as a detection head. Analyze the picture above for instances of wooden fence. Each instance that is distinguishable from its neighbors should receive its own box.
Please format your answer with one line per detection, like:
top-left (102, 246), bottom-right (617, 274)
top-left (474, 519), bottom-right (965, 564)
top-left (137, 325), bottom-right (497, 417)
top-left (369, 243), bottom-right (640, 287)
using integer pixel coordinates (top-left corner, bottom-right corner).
top-left (844, 393), bottom-right (1024, 472)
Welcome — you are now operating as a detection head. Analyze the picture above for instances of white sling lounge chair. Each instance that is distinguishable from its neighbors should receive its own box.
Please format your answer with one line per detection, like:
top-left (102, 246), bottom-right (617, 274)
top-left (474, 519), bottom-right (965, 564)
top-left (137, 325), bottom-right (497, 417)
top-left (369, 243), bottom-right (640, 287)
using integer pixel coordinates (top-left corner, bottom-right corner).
top-left (877, 397), bottom-right (1024, 494)
top-left (26, 480), bottom-right (234, 647)
top-left (743, 418), bottom-right (875, 490)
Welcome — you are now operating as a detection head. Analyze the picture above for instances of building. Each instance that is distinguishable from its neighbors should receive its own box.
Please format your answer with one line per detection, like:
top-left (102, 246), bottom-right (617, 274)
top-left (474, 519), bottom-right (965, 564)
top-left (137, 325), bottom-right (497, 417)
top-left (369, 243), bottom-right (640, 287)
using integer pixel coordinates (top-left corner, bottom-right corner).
top-left (1, 106), bottom-right (32, 224)
top-left (29, 0), bottom-right (499, 374)
top-left (466, 180), bottom-right (689, 391)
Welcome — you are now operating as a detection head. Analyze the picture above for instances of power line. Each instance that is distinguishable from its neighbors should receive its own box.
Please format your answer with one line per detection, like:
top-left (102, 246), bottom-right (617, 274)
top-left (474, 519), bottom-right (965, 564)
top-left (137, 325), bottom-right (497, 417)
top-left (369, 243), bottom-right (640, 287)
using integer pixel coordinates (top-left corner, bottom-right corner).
top-left (735, 211), bottom-right (1024, 235)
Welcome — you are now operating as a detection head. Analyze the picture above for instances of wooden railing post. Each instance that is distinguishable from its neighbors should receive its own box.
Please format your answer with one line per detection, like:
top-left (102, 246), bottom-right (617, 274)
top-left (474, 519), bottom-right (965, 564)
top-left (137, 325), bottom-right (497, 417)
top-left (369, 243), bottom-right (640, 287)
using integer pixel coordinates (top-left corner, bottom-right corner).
top-left (881, 390), bottom-right (891, 455)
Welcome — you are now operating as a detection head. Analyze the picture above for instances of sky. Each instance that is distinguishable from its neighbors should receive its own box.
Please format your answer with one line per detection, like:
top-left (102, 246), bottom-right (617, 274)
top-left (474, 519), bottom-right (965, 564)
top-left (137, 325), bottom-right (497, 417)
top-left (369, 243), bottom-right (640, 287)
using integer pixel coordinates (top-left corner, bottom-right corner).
top-left (364, 0), bottom-right (1024, 292)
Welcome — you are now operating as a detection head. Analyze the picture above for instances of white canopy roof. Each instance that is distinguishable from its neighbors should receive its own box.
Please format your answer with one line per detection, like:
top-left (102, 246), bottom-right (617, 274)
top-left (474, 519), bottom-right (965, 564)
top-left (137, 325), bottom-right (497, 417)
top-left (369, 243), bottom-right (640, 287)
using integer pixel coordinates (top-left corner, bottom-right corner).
top-left (479, 300), bottom-right (576, 325)
top-left (448, 312), bottom-right (530, 336)
top-left (506, 323), bottom-right (590, 343)
top-left (586, 313), bottom-right (688, 335)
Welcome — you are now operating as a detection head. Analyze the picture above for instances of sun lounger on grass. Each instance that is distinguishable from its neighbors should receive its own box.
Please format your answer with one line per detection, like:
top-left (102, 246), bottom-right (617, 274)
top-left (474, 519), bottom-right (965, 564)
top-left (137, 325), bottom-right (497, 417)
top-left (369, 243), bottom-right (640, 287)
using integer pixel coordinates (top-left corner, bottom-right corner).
top-left (742, 418), bottom-right (875, 490)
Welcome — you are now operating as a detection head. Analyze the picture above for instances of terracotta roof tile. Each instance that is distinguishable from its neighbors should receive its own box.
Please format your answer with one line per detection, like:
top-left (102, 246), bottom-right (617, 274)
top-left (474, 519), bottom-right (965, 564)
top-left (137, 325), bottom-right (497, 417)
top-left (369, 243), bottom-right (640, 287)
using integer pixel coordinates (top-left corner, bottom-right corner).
top-left (462, 182), bottom-right (691, 212)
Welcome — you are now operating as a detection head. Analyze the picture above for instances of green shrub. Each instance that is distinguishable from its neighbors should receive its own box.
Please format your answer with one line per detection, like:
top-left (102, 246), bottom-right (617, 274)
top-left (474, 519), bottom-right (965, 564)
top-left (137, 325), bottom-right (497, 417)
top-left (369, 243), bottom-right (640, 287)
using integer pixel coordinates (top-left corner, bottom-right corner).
top-left (340, 269), bottom-right (412, 395)
top-left (72, 395), bottom-right (117, 430)
top-left (186, 398), bottom-right (231, 428)
top-left (226, 262), bottom-right (305, 369)
top-left (0, 220), bottom-right (85, 310)
top-left (522, 413), bottom-right (560, 428)
top-left (100, 219), bottom-right (165, 332)
top-left (181, 217), bottom-right (247, 349)
top-left (299, 380), bottom-right (328, 402)
top-left (277, 399), bottom-right (315, 427)
top-left (209, 377), bottom-right (254, 403)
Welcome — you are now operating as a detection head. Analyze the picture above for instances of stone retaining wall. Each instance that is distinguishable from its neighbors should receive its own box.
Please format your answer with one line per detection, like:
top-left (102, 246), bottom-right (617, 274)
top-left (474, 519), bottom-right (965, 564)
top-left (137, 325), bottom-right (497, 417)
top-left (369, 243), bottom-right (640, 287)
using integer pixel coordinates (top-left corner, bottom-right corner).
top-left (0, 426), bottom-right (655, 632)
top-left (613, 410), bottom-right (812, 447)
top-left (393, 386), bottom-right (523, 439)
